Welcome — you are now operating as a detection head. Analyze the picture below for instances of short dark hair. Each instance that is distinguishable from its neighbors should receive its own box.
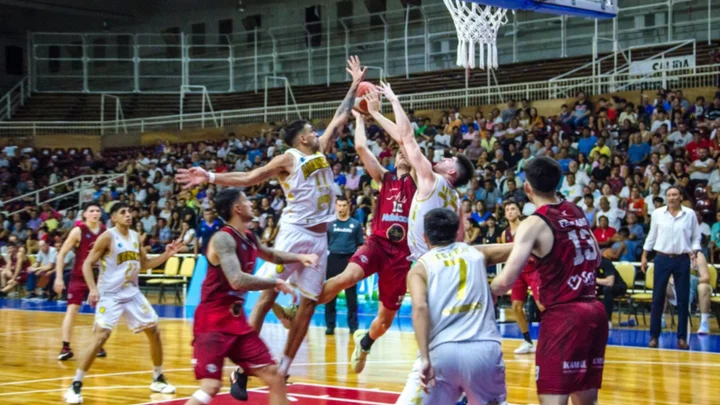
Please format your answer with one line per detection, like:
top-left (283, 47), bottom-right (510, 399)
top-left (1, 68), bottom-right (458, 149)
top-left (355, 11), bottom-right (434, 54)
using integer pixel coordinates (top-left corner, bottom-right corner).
top-left (618, 227), bottom-right (630, 237)
top-left (453, 153), bottom-right (475, 188)
top-left (336, 195), bottom-right (348, 203)
top-left (110, 202), bottom-right (129, 216)
top-left (284, 120), bottom-right (308, 147)
top-left (215, 188), bottom-right (243, 221)
top-left (653, 196), bottom-right (664, 204)
top-left (666, 185), bottom-right (684, 196)
top-left (525, 156), bottom-right (562, 195)
top-left (82, 202), bottom-right (101, 212)
top-left (424, 208), bottom-right (459, 247)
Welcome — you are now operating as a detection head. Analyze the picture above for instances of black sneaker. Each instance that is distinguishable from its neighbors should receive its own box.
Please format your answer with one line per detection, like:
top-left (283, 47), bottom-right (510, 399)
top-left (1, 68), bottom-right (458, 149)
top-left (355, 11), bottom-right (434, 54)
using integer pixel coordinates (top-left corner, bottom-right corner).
top-left (96, 348), bottom-right (107, 358)
top-left (230, 367), bottom-right (249, 401)
top-left (325, 328), bottom-right (335, 335)
top-left (57, 347), bottom-right (74, 361)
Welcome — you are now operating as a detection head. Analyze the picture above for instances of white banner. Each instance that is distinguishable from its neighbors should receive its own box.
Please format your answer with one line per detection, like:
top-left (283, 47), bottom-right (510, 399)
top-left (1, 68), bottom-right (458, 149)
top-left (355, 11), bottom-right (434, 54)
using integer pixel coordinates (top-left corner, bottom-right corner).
top-left (629, 55), bottom-right (696, 75)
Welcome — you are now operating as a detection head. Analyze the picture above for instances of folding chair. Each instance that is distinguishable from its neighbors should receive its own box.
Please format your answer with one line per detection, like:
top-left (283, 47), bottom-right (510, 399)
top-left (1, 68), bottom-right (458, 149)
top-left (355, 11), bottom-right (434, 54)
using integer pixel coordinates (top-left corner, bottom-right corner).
top-left (630, 265), bottom-right (654, 325)
top-left (159, 257), bottom-right (195, 304)
top-left (145, 257), bottom-right (180, 303)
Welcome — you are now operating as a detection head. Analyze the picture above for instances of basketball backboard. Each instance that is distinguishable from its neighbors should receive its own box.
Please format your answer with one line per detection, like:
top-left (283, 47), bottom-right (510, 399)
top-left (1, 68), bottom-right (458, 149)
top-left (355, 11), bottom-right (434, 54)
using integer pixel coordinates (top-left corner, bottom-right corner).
top-left (470, 0), bottom-right (618, 19)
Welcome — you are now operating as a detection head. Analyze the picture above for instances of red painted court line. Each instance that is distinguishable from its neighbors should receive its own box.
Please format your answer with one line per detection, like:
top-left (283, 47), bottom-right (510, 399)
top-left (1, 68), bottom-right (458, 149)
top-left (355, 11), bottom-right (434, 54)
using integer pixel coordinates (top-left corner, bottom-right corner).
top-left (144, 383), bottom-right (399, 405)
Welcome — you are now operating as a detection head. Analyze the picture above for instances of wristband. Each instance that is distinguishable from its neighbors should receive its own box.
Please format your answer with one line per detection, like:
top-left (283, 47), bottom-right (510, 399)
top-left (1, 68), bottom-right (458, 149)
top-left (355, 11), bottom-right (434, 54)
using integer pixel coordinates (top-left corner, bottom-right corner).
top-left (208, 171), bottom-right (216, 184)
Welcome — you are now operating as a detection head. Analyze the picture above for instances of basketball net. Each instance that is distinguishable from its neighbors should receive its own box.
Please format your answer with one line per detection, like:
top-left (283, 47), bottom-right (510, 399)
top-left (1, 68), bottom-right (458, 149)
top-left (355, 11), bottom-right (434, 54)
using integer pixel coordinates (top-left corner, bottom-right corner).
top-left (444, 0), bottom-right (508, 70)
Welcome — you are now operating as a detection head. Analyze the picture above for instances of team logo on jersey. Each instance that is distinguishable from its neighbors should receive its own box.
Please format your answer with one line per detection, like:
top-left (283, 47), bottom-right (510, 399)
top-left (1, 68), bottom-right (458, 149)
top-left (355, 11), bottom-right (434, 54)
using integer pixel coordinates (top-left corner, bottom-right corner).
top-left (360, 255), bottom-right (368, 263)
top-left (386, 224), bottom-right (406, 242)
top-left (276, 264), bottom-right (284, 274)
top-left (118, 243), bottom-right (123, 248)
top-left (229, 301), bottom-right (243, 317)
top-left (241, 244), bottom-right (247, 250)
top-left (300, 157), bottom-right (306, 163)
top-left (134, 242), bottom-right (138, 249)
top-left (206, 364), bottom-right (218, 373)
top-left (85, 234), bottom-right (90, 239)
top-left (99, 306), bottom-right (106, 314)
top-left (535, 365), bottom-right (540, 381)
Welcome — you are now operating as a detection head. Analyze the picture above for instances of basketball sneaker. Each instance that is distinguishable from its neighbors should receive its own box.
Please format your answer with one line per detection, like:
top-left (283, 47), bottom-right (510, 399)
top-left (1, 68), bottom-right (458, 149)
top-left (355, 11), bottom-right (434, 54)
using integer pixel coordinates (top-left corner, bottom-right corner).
top-left (351, 330), bottom-right (371, 373)
top-left (64, 381), bottom-right (83, 404)
top-left (58, 347), bottom-right (74, 361)
top-left (230, 367), bottom-right (249, 401)
top-left (150, 374), bottom-right (176, 394)
top-left (272, 303), bottom-right (297, 330)
top-left (513, 341), bottom-right (536, 354)
top-left (697, 320), bottom-right (710, 335)
top-left (96, 348), bottom-right (107, 358)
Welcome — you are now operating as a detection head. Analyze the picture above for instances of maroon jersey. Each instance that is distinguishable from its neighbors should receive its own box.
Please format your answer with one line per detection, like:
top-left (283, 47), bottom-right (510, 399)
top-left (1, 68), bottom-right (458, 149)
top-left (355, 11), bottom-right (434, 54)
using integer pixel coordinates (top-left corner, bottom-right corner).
top-left (371, 172), bottom-right (417, 244)
top-left (71, 223), bottom-right (105, 277)
top-left (533, 200), bottom-right (601, 308)
top-left (504, 225), bottom-right (517, 242)
top-left (194, 226), bottom-right (259, 336)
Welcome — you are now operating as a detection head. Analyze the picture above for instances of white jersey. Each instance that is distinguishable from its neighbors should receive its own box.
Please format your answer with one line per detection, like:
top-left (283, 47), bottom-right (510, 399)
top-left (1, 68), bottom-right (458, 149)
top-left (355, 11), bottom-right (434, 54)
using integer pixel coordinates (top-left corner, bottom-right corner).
top-left (408, 173), bottom-right (460, 260)
top-left (99, 227), bottom-right (142, 300)
top-left (417, 242), bottom-right (501, 351)
top-left (279, 148), bottom-right (336, 227)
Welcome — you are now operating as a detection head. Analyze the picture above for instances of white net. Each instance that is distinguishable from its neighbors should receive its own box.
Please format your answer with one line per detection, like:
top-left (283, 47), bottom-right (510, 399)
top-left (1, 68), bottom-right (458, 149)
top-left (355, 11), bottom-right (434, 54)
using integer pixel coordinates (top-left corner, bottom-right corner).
top-left (444, 0), bottom-right (509, 70)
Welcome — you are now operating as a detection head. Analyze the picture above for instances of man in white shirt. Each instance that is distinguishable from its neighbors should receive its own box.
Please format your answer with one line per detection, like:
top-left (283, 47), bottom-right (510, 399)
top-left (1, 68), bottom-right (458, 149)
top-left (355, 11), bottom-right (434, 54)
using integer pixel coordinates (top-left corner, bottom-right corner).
top-left (2, 141), bottom-right (18, 158)
top-left (27, 241), bottom-right (57, 298)
top-left (147, 162), bottom-right (164, 183)
top-left (641, 186), bottom-right (700, 350)
top-left (596, 197), bottom-right (625, 231)
top-left (650, 110), bottom-right (672, 133)
top-left (667, 122), bottom-right (693, 148)
top-left (560, 172), bottom-right (583, 204)
top-left (140, 209), bottom-right (157, 234)
top-left (707, 163), bottom-right (720, 193)
top-left (688, 147), bottom-right (715, 185)
top-left (562, 161), bottom-right (590, 189)
top-left (644, 182), bottom-right (665, 216)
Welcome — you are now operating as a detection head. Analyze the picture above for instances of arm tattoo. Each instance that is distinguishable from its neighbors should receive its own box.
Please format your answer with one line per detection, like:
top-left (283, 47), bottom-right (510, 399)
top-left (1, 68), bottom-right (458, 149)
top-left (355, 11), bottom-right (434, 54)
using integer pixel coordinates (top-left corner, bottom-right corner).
top-left (334, 83), bottom-right (358, 119)
top-left (213, 232), bottom-right (276, 291)
top-left (260, 246), bottom-right (304, 265)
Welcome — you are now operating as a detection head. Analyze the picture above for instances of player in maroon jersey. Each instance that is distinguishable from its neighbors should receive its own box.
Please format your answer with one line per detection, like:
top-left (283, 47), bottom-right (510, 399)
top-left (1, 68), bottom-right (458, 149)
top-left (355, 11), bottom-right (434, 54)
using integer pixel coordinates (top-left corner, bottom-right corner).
top-left (491, 157), bottom-right (607, 405)
top-left (501, 200), bottom-right (544, 355)
top-left (185, 188), bottom-right (317, 405)
top-left (53, 202), bottom-right (107, 361)
top-left (273, 108), bottom-right (417, 375)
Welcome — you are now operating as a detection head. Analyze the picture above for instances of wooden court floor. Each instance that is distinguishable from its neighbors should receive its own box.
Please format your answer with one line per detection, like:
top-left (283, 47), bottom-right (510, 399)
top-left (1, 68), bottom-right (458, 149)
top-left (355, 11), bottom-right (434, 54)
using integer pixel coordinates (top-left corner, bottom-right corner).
top-left (0, 309), bottom-right (718, 405)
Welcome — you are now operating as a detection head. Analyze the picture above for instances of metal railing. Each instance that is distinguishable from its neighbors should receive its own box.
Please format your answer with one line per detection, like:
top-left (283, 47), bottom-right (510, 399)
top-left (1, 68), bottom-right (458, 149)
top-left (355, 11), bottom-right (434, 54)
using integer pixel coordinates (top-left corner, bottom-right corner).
top-left (1, 63), bottom-right (718, 138)
top-left (0, 76), bottom-right (31, 121)
top-left (0, 173), bottom-right (127, 217)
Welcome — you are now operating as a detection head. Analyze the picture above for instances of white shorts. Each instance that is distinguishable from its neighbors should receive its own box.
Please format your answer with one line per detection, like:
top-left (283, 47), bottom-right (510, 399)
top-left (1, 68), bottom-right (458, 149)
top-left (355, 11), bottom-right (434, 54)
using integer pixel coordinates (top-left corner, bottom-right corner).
top-left (396, 341), bottom-right (506, 405)
top-left (256, 222), bottom-right (328, 300)
top-left (94, 292), bottom-right (159, 333)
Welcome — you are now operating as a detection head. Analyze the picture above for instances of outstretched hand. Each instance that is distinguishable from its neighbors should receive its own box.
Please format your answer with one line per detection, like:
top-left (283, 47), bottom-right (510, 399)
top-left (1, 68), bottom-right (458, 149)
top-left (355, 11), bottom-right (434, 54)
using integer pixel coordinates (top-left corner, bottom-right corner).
top-left (346, 55), bottom-right (367, 85)
top-left (376, 81), bottom-right (397, 102)
top-left (175, 167), bottom-right (209, 189)
top-left (364, 89), bottom-right (382, 115)
top-left (165, 238), bottom-right (185, 256)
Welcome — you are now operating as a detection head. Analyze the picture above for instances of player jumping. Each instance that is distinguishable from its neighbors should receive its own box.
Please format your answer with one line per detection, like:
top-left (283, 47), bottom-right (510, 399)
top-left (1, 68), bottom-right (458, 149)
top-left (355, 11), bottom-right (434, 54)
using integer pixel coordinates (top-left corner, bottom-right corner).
top-left (491, 157), bottom-right (607, 405)
top-left (64, 202), bottom-right (183, 404)
top-left (54, 202), bottom-right (107, 361)
top-left (186, 188), bottom-right (317, 405)
top-left (175, 56), bottom-right (367, 382)
top-left (396, 208), bottom-right (512, 405)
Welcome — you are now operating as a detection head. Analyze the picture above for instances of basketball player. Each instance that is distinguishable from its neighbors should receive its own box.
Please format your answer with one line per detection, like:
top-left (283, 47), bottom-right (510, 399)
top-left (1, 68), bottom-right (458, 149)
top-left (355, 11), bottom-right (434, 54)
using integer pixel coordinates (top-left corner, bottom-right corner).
top-left (64, 202), bottom-right (183, 404)
top-left (490, 157), bottom-right (607, 405)
top-left (187, 188), bottom-right (318, 405)
top-left (396, 208), bottom-right (512, 405)
top-left (54, 202), bottom-right (107, 361)
top-left (500, 200), bottom-right (544, 355)
top-left (275, 108), bottom-right (417, 374)
top-left (176, 56), bottom-right (366, 379)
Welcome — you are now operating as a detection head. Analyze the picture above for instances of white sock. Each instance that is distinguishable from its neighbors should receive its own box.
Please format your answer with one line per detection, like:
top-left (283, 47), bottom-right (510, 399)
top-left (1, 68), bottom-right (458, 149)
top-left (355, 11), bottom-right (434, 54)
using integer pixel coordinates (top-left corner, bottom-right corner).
top-left (73, 370), bottom-right (85, 383)
top-left (701, 313), bottom-right (710, 324)
top-left (153, 366), bottom-right (163, 380)
top-left (278, 355), bottom-right (293, 375)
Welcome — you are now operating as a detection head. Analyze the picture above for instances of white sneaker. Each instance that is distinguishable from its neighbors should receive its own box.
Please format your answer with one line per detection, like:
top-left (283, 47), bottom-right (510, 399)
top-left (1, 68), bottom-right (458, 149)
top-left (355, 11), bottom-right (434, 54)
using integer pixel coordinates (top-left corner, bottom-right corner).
top-left (64, 386), bottom-right (83, 404)
top-left (351, 330), bottom-right (370, 373)
top-left (150, 374), bottom-right (176, 394)
top-left (697, 320), bottom-right (710, 335)
top-left (514, 341), bottom-right (536, 354)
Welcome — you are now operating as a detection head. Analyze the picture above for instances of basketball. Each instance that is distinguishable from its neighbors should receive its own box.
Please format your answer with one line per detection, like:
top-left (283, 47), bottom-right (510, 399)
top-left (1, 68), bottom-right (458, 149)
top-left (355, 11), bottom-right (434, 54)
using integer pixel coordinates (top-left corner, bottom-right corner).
top-left (354, 81), bottom-right (375, 114)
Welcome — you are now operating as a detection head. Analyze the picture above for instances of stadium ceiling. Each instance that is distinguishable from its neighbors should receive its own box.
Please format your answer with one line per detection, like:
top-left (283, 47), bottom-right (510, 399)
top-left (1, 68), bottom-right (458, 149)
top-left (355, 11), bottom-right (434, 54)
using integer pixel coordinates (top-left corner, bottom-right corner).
top-left (0, 0), bottom-right (140, 20)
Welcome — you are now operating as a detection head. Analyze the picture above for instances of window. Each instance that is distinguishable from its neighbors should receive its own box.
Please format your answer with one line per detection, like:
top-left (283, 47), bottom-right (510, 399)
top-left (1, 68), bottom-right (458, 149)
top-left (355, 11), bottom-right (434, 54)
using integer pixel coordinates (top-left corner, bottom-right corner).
top-left (218, 18), bottom-right (233, 45)
top-left (93, 38), bottom-right (106, 68)
top-left (5, 46), bottom-right (23, 76)
top-left (337, 0), bottom-right (353, 29)
top-left (242, 15), bottom-right (262, 47)
top-left (365, 0), bottom-right (387, 27)
top-left (69, 41), bottom-right (82, 70)
top-left (117, 35), bottom-right (131, 65)
top-left (400, 0), bottom-right (422, 21)
top-left (191, 22), bottom-right (206, 56)
top-left (162, 27), bottom-right (181, 59)
top-left (305, 5), bottom-right (322, 48)
top-left (49, 45), bottom-right (60, 73)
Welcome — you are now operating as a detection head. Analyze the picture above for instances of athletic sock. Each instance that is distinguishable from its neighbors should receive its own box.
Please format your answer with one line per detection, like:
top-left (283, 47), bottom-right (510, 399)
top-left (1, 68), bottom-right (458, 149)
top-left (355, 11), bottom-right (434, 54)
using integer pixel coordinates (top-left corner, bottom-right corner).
top-left (153, 366), bottom-right (163, 380)
top-left (360, 333), bottom-right (375, 351)
top-left (522, 332), bottom-right (533, 344)
top-left (63, 341), bottom-right (70, 349)
top-left (701, 313), bottom-right (710, 324)
top-left (279, 355), bottom-right (293, 375)
top-left (73, 369), bottom-right (86, 383)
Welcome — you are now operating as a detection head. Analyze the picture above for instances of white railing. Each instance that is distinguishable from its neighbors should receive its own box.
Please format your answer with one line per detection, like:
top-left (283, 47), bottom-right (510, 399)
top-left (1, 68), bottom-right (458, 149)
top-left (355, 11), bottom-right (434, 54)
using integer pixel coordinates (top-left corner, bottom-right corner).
top-left (0, 63), bottom-right (718, 138)
top-left (0, 76), bottom-right (31, 121)
top-left (0, 173), bottom-right (127, 217)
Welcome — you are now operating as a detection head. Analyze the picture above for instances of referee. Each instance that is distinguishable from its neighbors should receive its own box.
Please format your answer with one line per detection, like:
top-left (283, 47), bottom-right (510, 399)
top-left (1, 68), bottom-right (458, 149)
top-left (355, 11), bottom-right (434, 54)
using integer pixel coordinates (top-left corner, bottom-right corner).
top-left (641, 186), bottom-right (700, 350)
top-left (325, 196), bottom-right (364, 336)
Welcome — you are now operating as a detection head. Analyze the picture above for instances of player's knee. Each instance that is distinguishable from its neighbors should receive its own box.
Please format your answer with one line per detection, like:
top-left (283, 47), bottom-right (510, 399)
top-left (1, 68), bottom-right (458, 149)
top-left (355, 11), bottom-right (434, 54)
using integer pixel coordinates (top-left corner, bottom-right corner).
top-left (298, 299), bottom-right (317, 318)
top-left (512, 300), bottom-right (524, 313)
top-left (95, 329), bottom-right (112, 345)
top-left (199, 379), bottom-right (222, 397)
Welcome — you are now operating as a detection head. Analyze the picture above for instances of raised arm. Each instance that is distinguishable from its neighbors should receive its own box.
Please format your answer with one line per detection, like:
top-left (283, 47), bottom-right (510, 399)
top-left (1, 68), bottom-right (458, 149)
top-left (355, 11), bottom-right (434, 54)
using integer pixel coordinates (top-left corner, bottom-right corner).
top-left (83, 231), bottom-right (111, 306)
top-left (211, 232), bottom-right (295, 299)
top-left (54, 227), bottom-right (81, 294)
top-left (366, 89), bottom-right (404, 147)
top-left (490, 216), bottom-right (547, 295)
top-left (352, 110), bottom-right (387, 183)
top-left (407, 260), bottom-right (435, 392)
top-left (175, 153), bottom-right (293, 189)
top-left (474, 243), bottom-right (514, 266)
top-left (319, 56), bottom-right (367, 153)
top-left (378, 82), bottom-right (414, 141)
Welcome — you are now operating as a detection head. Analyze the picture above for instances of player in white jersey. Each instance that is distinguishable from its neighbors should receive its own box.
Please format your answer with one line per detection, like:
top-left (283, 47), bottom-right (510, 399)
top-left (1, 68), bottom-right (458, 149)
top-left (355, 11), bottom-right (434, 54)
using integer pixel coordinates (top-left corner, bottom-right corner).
top-left (64, 203), bottom-right (183, 404)
top-left (396, 208), bottom-right (512, 405)
top-left (366, 85), bottom-right (475, 259)
top-left (176, 56), bottom-right (367, 378)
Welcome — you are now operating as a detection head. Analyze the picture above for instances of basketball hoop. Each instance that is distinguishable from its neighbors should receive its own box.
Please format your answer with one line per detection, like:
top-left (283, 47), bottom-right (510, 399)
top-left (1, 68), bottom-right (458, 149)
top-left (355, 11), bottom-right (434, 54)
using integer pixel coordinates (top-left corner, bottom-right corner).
top-left (443, 0), bottom-right (509, 70)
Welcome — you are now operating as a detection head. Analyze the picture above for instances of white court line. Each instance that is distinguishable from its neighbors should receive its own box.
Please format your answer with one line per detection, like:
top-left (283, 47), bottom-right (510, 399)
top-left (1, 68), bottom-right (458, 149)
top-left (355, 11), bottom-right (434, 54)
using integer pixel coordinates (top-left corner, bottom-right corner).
top-left (0, 325), bottom-right (91, 336)
top-left (254, 389), bottom-right (393, 405)
top-left (131, 387), bottom-right (268, 405)
top-left (0, 385), bottom-right (201, 397)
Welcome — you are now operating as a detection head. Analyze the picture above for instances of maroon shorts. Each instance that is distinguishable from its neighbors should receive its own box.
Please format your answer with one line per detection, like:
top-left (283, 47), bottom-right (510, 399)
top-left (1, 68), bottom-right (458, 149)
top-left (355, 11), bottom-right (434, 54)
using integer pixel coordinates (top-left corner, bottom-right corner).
top-left (349, 235), bottom-right (411, 311)
top-left (536, 300), bottom-right (608, 395)
top-left (67, 276), bottom-right (90, 306)
top-left (510, 268), bottom-right (540, 303)
top-left (193, 331), bottom-right (275, 380)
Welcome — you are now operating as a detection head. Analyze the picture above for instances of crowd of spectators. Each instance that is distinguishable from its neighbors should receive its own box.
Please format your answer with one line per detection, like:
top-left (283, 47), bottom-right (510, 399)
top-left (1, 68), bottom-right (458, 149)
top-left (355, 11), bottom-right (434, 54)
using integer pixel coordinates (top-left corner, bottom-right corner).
top-left (1, 87), bottom-right (720, 304)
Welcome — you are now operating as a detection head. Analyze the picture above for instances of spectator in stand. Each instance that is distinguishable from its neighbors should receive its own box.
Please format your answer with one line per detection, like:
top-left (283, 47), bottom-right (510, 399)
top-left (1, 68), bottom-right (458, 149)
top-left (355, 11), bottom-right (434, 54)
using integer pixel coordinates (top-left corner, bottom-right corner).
top-left (595, 257), bottom-right (627, 325)
top-left (668, 121), bottom-right (693, 148)
top-left (577, 127), bottom-right (598, 157)
top-left (594, 215), bottom-right (617, 250)
top-left (570, 91), bottom-right (593, 128)
top-left (501, 99), bottom-right (518, 124)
